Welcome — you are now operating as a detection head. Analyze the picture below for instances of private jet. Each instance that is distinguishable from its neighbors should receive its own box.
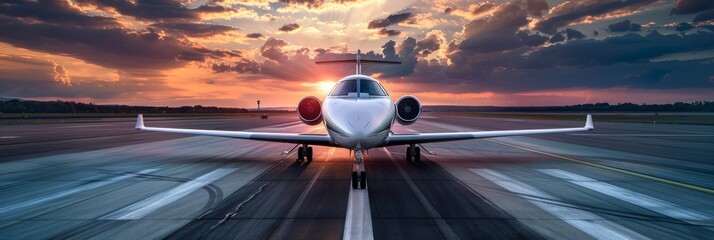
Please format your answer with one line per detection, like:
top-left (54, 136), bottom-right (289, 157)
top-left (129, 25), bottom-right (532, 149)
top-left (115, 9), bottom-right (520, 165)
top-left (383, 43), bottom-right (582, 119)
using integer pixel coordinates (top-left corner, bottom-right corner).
top-left (134, 50), bottom-right (594, 189)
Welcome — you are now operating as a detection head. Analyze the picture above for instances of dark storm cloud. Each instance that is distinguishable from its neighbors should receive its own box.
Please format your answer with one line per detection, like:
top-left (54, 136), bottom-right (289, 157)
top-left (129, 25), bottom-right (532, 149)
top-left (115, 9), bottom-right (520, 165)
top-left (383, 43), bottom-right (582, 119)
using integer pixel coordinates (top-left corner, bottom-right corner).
top-left (474, 60), bottom-right (714, 92)
top-left (693, 10), bottom-right (714, 22)
top-left (0, 17), bottom-right (240, 72)
top-left (534, 0), bottom-right (658, 33)
top-left (458, 4), bottom-right (534, 53)
top-left (74, 0), bottom-right (234, 21)
top-left (246, 33), bottom-right (265, 38)
top-left (0, 0), bottom-right (119, 28)
top-left (151, 22), bottom-right (238, 37)
top-left (471, 2), bottom-right (496, 15)
top-left (0, 55), bottom-right (172, 99)
top-left (516, 31), bottom-right (549, 46)
top-left (367, 12), bottom-right (413, 29)
top-left (608, 20), bottom-right (641, 32)
top-left (416, 34), bottom-right (441, 56)
top-left (260, 37), bottom-right (290, 62)
top-left (278, 23), bottom-right (301, 32)
top-left (675, 22), bottom-right (694, 31)
top-left (377, 29), bottom-right (402, 36)
top-left (526, 0), bottom-right (549, 17)
top-left (564, 28), bottom-right (586, 40)
top-left (549, 32), bottom-right (565, 43)
top-left (211, 59), bottom-right (261, 74)
top-left (670, 0), bottom-right (714, 15)
top-left (278, 0), bottom-right (360, 9)
top-left (522, 31), bottom-right (714, 68)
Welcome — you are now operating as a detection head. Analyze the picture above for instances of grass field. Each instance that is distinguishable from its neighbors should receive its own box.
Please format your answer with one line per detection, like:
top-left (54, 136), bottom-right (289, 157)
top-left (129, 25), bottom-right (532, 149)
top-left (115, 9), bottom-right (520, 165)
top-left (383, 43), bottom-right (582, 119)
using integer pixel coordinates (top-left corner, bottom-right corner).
top-left (443, 112), bottom-right (714, 125)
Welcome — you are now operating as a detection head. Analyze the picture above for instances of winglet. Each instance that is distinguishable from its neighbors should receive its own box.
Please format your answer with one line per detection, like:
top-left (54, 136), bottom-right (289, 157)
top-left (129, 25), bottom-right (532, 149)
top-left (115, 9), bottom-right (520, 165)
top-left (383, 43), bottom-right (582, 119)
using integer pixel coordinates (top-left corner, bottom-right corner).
top-left (584, 114), bottom-right (594, 130)
top-left (135, 114), bottom-right (145, 130)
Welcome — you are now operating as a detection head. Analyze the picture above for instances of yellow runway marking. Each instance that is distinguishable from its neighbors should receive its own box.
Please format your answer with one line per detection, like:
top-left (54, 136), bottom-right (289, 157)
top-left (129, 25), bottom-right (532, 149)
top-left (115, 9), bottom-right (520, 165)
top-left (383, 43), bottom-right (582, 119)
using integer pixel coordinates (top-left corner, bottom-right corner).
top-left (486, 139), bottom-right (714, 195)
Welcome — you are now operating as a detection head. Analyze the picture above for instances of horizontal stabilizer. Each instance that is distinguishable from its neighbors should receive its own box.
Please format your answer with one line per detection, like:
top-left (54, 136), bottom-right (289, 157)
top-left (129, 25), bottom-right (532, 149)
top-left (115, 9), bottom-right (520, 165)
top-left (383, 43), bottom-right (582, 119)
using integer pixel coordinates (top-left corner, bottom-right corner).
top-left (315, 59), bottom-right (401, 64)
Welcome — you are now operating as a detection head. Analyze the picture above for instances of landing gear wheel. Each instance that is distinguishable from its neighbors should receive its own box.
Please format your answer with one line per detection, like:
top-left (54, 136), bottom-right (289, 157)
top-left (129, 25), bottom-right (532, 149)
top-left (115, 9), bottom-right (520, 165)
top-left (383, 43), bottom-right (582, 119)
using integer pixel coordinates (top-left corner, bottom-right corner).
top-left (359, 171), bottom-right (367, 189)
top-left (297, 147), bottom-right (304, 162)
top-left (306, 147), bottom-right (313, 162)
top-left (351, 171), bottom-right (359, 189)
top-left (414, 147), bottom-right (421, 163)
top-left (406, 147), bottom-right (412, 162)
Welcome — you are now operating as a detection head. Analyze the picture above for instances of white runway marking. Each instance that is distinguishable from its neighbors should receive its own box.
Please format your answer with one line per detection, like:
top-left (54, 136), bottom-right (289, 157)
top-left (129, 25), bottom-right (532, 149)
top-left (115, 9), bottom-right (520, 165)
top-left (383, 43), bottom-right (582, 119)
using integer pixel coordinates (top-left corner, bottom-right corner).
top-left (471, 169), bottom-right (649, 240)
top-left (343, 184), bottom-right (374, 240)
top-left (56, 124), bottom-right (114, 128)
top-left (568, 134), bottom-right (714, 137)
top-left (539, 169), bottom-right (710, 222)
top-left (0, 169), bottom-right (159, 215)
top-left (0, 136), bottom-right (19, 139)
top-left (102, 168), bottom-right (237, 220)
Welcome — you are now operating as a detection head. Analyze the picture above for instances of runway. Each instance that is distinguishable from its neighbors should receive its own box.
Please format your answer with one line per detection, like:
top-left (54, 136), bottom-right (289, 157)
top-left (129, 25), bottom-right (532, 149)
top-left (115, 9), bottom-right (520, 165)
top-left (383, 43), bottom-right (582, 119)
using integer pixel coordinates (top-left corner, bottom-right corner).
top-left (1, 113), bottom-right (713, 239)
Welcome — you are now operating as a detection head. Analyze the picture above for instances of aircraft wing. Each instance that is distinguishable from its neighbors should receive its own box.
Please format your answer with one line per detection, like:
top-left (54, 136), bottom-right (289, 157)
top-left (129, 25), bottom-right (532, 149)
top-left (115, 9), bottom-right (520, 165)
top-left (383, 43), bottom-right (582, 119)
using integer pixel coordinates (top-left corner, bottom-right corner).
top-left (382, 115), bottom-right (593, 146)
top-left (134, 115), bottom-right (334, 146)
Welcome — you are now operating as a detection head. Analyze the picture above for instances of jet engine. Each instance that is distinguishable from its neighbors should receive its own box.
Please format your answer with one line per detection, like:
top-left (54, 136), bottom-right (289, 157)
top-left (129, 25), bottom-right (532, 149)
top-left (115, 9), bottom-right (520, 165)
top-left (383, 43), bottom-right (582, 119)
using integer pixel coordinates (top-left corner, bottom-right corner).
top-left (395, 95), bottom-right (421, 125)
top-left (297, 96), bottom-right (323, 125)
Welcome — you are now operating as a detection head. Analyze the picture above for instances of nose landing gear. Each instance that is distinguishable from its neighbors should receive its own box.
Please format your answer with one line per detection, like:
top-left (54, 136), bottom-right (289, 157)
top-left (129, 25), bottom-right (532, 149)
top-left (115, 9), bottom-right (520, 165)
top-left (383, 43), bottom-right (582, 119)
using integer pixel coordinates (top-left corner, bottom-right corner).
top-left (351, 150), bottom-right (366, 189)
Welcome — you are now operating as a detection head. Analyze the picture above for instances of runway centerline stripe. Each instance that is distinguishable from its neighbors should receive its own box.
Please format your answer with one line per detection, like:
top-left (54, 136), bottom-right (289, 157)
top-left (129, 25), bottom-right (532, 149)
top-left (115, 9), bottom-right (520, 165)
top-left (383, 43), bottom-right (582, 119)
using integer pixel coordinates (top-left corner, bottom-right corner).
top-left (0, 169), bottom-right (159, 215)
top-left (471, 169), bottom-right (649, 240)
top-left (539, 169), bottom-right (709, 222)
top-left (383, 148), bottom-right (461, 240)
top-left (567, 134), bottom-right (714, 137)
top-left (102, 168), bottom-right (237, 220)
top-left (486, 139), bottom-right (714, 195)
top-left (343, 151), bottom-right (374, 240)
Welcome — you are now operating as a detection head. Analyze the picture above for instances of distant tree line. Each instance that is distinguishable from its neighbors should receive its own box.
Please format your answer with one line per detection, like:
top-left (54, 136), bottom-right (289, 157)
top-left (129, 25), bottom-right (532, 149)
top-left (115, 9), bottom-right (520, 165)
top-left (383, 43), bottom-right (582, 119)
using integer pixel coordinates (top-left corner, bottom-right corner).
top-left (423, 101), bottom-right (714, 112)
top-left (0, 100), bottom-right (249, 114)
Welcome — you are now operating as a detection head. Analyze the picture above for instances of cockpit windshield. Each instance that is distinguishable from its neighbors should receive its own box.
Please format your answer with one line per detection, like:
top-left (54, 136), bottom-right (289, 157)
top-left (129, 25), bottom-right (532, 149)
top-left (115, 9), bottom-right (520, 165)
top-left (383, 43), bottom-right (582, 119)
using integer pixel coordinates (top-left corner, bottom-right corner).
top-left (329, 79), bottom-right (357, 96)
top-left (360, 80), bottom-right (387, 96)
top-left (328, 79), bottom-right (388, 97)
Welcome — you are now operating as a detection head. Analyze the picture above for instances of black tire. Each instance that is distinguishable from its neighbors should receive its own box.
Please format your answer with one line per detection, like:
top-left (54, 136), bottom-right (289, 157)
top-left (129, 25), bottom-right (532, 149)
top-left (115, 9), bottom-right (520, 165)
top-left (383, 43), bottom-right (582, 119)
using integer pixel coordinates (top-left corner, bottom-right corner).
top-left (351, 171), bottom-right (358, 189)
top-left (359, 171), bottom-right (367, 189)
top-left (406, 147), bottom-right (412, 162)
top-left (306, 147), bottom-right (313, 162)
top-left (297, 147), bottom-right (304, 162)
top-left (414, 147), bottom-right (421, 162)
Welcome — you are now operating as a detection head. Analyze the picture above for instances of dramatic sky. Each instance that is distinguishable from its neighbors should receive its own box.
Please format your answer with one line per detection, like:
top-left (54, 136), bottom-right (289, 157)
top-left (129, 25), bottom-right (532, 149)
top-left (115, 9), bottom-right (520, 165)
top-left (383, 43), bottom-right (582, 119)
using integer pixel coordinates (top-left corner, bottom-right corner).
top-left (1, 0), bottom-right (713, 107)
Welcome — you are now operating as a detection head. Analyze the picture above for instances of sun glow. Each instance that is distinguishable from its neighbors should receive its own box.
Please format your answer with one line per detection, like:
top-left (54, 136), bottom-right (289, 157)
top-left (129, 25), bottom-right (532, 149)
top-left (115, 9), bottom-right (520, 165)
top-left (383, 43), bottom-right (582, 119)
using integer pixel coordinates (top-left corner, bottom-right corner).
top-left (319, 81), bottom-right (336, 92)
top-left (302, 81), bottom-right (336, 93)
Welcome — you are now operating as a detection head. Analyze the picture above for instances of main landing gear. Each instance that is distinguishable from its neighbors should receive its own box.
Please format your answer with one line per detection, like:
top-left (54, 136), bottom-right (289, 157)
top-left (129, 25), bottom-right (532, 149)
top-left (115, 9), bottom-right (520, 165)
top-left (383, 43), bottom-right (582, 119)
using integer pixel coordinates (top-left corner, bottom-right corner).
top-left (406, 144), bottom-right (421, 162)
top-left (296, 144), bottom-right (313, 163)
top-left (351, 150), bottom-right (366, 189)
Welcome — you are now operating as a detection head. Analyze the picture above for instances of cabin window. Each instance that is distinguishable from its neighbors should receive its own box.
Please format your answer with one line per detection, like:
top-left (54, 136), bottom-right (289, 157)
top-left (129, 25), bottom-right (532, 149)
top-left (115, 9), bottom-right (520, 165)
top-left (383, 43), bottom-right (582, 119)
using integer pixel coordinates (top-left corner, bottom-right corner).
top-left (359, 80), bottom-right (387, 96)
top-left (329, 79), bottom-right (357, 96)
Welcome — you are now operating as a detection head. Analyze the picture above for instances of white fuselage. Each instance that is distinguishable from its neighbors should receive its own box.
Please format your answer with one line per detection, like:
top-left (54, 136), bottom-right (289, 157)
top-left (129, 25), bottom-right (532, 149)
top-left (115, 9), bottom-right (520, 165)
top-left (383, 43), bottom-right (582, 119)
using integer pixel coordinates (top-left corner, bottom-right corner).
top-left (322, 75), bottom-right (395, 150)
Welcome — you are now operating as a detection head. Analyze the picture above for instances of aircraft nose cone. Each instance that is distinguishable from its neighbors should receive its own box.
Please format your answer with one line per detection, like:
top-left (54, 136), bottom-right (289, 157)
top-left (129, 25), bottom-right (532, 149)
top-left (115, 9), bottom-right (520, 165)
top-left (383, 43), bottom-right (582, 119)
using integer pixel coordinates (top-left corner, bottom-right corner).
top-left (347, 111), bottom-right (371, 138)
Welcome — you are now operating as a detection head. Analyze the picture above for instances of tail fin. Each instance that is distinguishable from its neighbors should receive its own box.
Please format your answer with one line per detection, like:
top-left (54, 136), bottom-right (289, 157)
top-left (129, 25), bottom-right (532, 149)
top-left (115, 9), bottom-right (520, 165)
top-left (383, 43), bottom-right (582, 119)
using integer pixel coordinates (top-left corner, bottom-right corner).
top-left (315, 49), bottom-right (401, 74)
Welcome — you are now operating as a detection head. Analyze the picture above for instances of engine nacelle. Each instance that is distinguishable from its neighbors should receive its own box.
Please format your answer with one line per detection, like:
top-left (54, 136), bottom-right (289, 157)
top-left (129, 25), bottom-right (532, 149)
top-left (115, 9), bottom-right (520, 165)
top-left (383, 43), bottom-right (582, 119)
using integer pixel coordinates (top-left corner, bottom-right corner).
top-left (297, 96), bottom-right (323, 125)
top-left (395, 95), bottom-right (421, 125)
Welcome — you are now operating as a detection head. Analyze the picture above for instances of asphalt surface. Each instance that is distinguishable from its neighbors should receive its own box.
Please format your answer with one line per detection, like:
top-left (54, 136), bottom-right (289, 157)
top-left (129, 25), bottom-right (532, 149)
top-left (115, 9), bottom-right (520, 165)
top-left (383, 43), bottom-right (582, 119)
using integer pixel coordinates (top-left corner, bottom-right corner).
top-left (1, 113), bottom-right (713, 239)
